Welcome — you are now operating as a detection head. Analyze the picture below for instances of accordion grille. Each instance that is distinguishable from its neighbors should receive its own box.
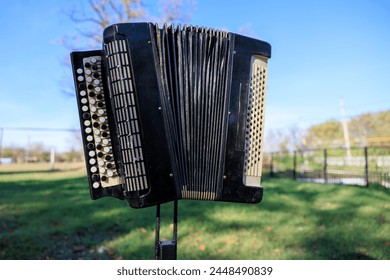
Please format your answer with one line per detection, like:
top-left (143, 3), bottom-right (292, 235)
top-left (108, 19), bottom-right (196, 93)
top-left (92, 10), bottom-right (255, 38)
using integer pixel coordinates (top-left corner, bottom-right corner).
top-left (155, 24), bottom-right (231, 200)
top-left (243, 56), bottom-right (268, 186)
top-left (104, 40), bottom-right (149, 192)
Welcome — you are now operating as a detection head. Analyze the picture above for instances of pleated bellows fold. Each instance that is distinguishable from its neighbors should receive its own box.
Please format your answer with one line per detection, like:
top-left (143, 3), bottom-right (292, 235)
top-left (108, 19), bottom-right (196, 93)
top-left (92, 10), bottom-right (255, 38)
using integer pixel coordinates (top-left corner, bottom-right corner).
top-left (154, 24), bottom-right (231, 200)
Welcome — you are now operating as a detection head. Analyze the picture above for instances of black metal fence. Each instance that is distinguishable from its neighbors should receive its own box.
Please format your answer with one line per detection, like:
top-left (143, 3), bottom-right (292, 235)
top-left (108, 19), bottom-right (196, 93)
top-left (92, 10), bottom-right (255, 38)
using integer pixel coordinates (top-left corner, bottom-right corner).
top-left (263, 146), bottom-right (390, 188)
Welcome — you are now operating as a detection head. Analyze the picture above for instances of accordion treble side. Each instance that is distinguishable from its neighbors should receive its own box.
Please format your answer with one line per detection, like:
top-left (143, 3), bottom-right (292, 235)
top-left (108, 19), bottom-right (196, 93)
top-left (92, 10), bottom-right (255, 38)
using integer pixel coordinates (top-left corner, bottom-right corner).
top-left (71, 22), bottom-right (271, 208)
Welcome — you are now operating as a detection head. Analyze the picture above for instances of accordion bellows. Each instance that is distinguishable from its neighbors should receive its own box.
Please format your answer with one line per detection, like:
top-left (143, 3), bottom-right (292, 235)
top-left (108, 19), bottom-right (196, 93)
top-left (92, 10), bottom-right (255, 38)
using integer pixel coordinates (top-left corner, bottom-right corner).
top-left (71, 22), bottom-right (271, 208)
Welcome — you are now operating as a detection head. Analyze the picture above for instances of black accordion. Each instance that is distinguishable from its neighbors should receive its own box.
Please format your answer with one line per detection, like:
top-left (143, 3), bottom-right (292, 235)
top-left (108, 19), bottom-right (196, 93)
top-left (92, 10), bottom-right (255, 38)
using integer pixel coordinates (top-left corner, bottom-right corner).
top-left (71, 22), bottom-right (271, 208)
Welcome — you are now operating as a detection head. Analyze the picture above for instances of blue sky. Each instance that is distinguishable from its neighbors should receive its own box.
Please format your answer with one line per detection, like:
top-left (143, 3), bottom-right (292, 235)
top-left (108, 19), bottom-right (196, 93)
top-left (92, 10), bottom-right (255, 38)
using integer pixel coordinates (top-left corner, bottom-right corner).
top-left (0, 0), bottom-right (389, 151)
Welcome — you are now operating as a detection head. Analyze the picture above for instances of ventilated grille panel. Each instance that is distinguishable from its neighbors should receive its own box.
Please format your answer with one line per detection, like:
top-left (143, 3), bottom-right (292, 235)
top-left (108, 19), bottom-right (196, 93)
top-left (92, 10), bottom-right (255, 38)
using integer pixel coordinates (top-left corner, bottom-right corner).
top-left (243, 56), bottom-right (268, 186)
top-left (104, 40), bottom-right (149, 192)
top-left (154, 24), bottom-right (231, 200)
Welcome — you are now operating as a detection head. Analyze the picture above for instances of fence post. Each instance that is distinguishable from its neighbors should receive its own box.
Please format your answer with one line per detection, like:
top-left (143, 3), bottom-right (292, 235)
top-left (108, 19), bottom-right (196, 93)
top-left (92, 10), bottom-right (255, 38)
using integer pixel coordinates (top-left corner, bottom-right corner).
top-left (364, 146), bottom-right (369, 187)
top-left (323, 149), bottom-right (328, 184)
top-left (293, 150), bottom-right (297, 180)
top-left (270, 152), bottom-right (274, 178)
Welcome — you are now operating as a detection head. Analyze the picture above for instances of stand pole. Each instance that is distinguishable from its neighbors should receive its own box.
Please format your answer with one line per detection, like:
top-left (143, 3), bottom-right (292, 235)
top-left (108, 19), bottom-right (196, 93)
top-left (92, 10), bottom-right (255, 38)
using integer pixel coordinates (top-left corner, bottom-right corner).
top-left (155, 200), bottom-right (178, 260)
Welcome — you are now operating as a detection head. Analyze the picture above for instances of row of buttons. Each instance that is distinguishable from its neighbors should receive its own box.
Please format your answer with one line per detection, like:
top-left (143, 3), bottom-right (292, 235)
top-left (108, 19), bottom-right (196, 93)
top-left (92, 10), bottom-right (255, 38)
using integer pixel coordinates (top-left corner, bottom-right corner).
top-left (77, 56), bottom-right (121, 188)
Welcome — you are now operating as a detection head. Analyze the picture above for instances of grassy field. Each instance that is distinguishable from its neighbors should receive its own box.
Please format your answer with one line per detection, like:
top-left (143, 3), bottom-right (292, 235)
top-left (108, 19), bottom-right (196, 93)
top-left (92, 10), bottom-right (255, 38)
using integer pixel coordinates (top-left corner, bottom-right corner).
top-left (0, 163), bottom-right (389, 260)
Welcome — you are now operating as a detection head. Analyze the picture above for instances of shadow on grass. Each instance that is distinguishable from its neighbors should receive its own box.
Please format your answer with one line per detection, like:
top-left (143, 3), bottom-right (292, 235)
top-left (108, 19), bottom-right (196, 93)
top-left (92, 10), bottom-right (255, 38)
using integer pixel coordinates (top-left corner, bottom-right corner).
top-left (0, 176), bottom-right (156, 259)
top-left (0, 176), bottom-right (389, 259)
top-left (264, 178), bottom-right (389, 260)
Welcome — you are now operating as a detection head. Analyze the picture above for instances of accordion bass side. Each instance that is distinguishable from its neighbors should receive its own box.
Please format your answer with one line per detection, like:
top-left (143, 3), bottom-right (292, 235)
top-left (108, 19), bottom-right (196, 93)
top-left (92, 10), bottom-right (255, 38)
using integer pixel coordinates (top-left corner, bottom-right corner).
top-left (71, 22), bottom-right (271, 208)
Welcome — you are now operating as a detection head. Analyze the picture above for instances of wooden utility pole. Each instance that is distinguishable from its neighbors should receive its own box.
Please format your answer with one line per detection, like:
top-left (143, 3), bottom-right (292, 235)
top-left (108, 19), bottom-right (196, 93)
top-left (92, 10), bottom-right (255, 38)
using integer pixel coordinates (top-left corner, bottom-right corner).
top-left (340, 98), bottom-right (352, 160)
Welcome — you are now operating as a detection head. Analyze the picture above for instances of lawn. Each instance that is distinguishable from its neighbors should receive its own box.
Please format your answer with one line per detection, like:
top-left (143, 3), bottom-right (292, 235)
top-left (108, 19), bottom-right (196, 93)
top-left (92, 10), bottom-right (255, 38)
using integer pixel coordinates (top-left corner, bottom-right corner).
top-left (0, 163), bottom-right (389, 259)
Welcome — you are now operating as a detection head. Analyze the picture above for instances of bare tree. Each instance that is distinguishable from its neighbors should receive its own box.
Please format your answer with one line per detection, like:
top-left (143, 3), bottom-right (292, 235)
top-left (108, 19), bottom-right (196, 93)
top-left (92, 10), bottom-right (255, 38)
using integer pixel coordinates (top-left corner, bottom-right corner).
top-left (61, 0), bottom-right (195, 95)
top-left (66, 0), bottom-right (145, 48)
top-left (158, 0), bottom-right (195, 24)
top-left (64, 0), bottom-right (194, 48)
top-left (265, 125), bottom-right (307, 153)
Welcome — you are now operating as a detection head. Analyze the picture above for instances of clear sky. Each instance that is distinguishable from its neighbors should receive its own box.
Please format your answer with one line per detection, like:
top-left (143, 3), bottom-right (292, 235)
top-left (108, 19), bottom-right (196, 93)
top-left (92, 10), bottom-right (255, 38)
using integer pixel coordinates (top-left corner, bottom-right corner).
top-left (0, 0), bottom-right (389, 151)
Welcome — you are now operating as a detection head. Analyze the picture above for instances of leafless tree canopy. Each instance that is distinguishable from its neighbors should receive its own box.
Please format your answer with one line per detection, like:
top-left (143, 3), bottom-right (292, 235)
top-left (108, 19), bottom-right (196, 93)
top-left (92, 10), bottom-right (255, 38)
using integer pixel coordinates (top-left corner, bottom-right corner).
top-left (61, 0), bottom-right (194, 96)
top-left (67, 0), bottom-right (144, 46)
top-left (65, 0), bottom-right (194, 48)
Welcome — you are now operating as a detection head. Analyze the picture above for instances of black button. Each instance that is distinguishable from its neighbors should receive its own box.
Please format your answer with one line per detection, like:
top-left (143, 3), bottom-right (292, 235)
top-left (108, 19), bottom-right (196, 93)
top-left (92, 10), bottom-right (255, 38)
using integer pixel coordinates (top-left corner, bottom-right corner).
top-left (91, 174), bottom-right (100, 181)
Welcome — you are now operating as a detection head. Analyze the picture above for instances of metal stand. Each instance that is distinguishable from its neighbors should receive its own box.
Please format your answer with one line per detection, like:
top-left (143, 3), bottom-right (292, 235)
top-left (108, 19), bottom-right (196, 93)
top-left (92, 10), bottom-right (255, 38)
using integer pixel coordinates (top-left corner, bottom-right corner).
top-left (155, 200), bottom-right (178, 260)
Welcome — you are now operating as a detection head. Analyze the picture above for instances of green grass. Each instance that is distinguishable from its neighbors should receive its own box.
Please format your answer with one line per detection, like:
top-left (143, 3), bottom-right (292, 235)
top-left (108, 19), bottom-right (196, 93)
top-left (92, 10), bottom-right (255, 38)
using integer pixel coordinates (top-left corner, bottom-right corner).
top-left (0, 165), bottom-right (389, 260)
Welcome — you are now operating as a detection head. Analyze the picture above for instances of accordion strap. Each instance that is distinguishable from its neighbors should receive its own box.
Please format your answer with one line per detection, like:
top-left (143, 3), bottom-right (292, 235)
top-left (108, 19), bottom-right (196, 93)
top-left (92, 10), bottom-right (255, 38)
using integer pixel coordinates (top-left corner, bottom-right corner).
top-left (155, 200), bottom-right (178, 260)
